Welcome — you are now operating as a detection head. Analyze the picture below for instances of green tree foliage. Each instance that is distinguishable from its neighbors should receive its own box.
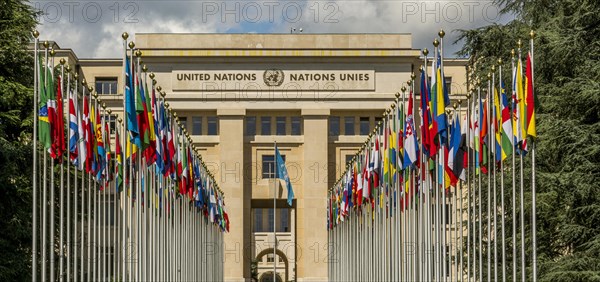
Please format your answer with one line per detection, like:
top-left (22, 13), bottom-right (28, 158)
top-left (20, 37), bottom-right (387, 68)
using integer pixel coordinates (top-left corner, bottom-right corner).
top-left (457, 0), bottom-right (600, 280)
top-left (0, 0), bottom-right (38, 280)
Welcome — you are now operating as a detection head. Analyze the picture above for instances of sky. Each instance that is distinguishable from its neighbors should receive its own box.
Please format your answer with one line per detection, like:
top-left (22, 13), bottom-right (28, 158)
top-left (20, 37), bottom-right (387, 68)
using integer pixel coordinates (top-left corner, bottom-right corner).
top-left (32, 0), bottom-right (513, 58)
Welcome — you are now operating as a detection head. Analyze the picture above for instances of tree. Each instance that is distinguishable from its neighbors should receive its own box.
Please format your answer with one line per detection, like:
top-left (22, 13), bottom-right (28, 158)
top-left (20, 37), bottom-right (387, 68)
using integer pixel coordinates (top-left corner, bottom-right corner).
top-left (0, 0), bottom-right (38, 280)
top-left (457, 0), bottom-right (600, 280)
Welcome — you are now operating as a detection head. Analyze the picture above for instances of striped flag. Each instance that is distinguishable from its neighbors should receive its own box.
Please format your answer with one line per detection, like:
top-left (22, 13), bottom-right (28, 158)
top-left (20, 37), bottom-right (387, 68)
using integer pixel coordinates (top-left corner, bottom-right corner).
top-left (68, 88), bottom-right (79, 165)
top-left (525, 52), bottom-right (536, 138)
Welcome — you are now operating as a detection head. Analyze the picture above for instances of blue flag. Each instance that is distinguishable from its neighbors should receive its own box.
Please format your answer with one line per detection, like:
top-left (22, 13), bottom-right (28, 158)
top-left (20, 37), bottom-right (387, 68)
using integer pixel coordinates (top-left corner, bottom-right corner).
top-left (124, 57), bottom-right (139, 146)
top-left (275, 145), bottom-right (294, 206)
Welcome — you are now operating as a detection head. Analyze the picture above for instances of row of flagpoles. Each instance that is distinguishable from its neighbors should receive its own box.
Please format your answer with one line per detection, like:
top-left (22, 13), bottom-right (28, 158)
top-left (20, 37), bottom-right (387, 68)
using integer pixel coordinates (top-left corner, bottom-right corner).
top-left (31, 31), bottom-right (229, 282)
top-left (327, 30), bottom-right (537, 281)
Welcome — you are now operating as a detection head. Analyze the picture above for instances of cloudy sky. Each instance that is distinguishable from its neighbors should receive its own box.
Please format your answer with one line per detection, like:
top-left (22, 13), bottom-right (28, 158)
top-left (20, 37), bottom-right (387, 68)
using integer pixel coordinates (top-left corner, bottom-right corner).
top-left (33, 0), bottom-right (513, 58)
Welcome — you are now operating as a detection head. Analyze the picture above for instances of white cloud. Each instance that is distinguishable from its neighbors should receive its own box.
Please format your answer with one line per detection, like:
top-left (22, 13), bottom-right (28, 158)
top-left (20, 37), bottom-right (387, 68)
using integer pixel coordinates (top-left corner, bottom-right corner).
top-left (33, 0), bottom-right (513, 58)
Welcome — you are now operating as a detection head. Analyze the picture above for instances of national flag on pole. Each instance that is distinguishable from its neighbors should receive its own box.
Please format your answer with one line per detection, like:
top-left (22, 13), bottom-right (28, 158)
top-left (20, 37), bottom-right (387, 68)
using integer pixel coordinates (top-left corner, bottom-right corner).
top-left (38, 57), bottom-right (51, 150)
top-left (420, 69), bottom-right (436, 157)
top-left (448, 114), bottom-right (463, 184)
top-left (500, 82), bottom-right (513, 159)
top-left (152, 87), bottom-right (163, 172)
top-left (115, 127), bottom-right (123, 192)
top-left (403, 91), bottom-right (419, 169)
top-left (431, 52), bottom-right (449, 143)
top-left (83, 96), bottom-right (93, 173)
top-left (96, 112), bottom-right (106, 180)
top-left (494, 87), bottom-right (504, 162)
top-left (52, 75), bottom-right (65, 159)
top-left (275, 145), bottom-right (294, 206)
top-left (513, 59), bottom-right (527, 154)
top-left (47, 67), bottom-right (57, 157)
top-left (479, 98), bottom-right (489, 174)
top-left (124, 56), bottom-right (139, 147)
top-left (525, 52), bottom-right (536, 138)
top-left (68, 88), bottom-right (79, 165)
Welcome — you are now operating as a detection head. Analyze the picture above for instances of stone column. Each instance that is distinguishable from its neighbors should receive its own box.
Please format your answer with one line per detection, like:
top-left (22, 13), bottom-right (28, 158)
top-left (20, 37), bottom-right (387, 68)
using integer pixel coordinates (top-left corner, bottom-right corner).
top-left (297, 109), bottom-right (329, 281)
top-left (218, 109), bottom-right (250, 282)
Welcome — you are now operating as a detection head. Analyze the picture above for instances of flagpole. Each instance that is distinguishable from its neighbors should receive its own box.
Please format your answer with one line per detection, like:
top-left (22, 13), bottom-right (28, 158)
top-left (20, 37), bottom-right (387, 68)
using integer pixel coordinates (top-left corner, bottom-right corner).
top-left (32, 31), bottom-right (39, 282)
top-left (478, 81), bottom-right (483, 282)
top-left (457, 101), bottom-right (464, 281)
top-left (65, 63), bottom-right (72, 282)
top-left (73, 71), bottom-right (79, 282)
top-left (487, 72), bottom-right (492, 282)
top-left (492, 66), bottom-right (499, 282)
top-left (80, 78), bottom-right (86, 282)
top-left (273, 141), bottom-right (277, 282)
top-left (498, 58), bottom-right (507, 282)
top-left (518, 39), bottom-right (527, 282)
top-left (57, 58), bottom-right (68, 282)
top-left (93, 93), bottom-right (100, 282)
top-left (41, 42), bottom-right (49, 282)
top-left (48, 48), bottom-right (56, 282)
top-left (530, 29), bottom-right (538, 282)
top-left (511, 48), bottom-right (517, 282)
top-left (466, 89), bottom-right (471, 282)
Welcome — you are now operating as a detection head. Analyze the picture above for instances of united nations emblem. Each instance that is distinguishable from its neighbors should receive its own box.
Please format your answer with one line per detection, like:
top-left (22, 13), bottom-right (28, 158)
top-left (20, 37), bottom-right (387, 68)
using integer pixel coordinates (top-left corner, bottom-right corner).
top-left (263, 69), bottom-right (285, 86)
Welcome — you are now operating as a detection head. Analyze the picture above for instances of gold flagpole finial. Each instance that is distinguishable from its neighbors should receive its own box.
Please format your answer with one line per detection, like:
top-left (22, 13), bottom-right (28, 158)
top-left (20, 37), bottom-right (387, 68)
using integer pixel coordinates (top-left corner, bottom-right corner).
top-left (107, 109), bottom-right (112, 114)
top-left (152, 79), bottom-right (157, 86)
top-left (128, 41), bottom-right (135, 49)
top-left (149, 72), bottom-right (155, 79)
top-left (134, 50), bottom-right (142, 57)
top-left (49, 48), bottom-right (55, 57)
top-left (161, 91), bottom-right (166, 97)
top-left (457, 99), bottom-right (462, 105)
top-left (43, 41), bottom-right (49, 49)
top-left (102, 103), bottom-right (106, 109)
top-left (517, 39), bottom-right (522, 49)
top-left (530, 30), bottom-right (535, 39)
top-left (65, 65), bottom-right (71, 72)
top-left (438, 29), bottom-right (445, 38)
top-left (410, 73), bottom-right (416, 80)
top-left (419, 65), bottom-right (424, 73)
top-left (118, 117), bottom-right (123, 123)
top-left (497, 58), bottom-right (503, 65)
top-left (81, 78), bottom-right (86, 86)
top-left (391, 103), bottom-right (396, 109)
top-left (59, 58), bottom-right (66, 65)
top-left (491, 65), bottom-right (496, 72)
top-left (142, 65), bottom-right (148, 72)
top-left (406, 80), bottom-right (411, 87)
top-left (401, 86), bottom-right (406, 93)
top-left (33, 30), bottom-right (40, 38)
top-left (511, 49), bottom-right (516, 58)
top-left (74, 72), bottom-right (78, 79)
top-left (422, 48), bottom-right (429, 56)
top-left (433, 39), bottom-right (439, 47)
top-left (156, 86), bottom-right (162, 92)
top-left (122, 32), bottom-right (129, 40)
top-left (453, 102), bottom-right (458, 110)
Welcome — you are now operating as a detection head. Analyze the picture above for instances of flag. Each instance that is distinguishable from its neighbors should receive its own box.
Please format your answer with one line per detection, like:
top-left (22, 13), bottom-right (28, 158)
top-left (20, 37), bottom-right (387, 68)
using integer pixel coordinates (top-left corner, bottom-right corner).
top-left (76, 92), bottom-right (86, 171)
top-left (494, 87), bottom-right (504, 162)
top-left (124, 57), bottom-right (140, 147)
top-left (38, 57), bottom-right (51, 149)
top-left (152, 87), bottom-right (163, 172)
top-left (472, 98), bottom-right (480, 175)
top-left (513, 59), bottom-right (527, 154)
top-left (403, 91), bottom-right (419, 168)
top-left (420, 70), bottom-right (437, 157)
top-left (95, 111), bottom-right (105, 180)
top-left (448, 114), bottom-right (463, 184)
top-left (500, 83), bottom-right (514, 158)
top-left (115, 128), bottom-right (123, 192)
top-left (83, 96), bottom-right (93, 173)
top-left (525, 52), bottom-right (536, 138)
top-left (479, 98), bottom-right (488, 174)
top-left (276, 145), bottom-right (294, 206)
top-left (68, 88), bottom-right (79, 165)
top-left (142, 82), bottom-right (156, 164)
top-left (431, 52), bottom-right (449, 143)
top-left (51, 76), bottom-right (65, 159)
top-left (47, 66), bottom-right (57, 157)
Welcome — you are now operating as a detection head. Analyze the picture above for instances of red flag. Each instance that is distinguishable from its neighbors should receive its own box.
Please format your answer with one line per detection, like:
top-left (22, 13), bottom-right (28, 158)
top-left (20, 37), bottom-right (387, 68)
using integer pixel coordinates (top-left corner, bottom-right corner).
top-left (525, 53), bottom-right (536, 138)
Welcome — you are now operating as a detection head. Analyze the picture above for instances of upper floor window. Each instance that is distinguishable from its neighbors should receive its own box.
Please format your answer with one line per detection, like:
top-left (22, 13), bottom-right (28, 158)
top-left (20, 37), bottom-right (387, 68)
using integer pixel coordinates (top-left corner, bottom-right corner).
top-left (329, 116), bottom-right (340, 136)
top-left (360, 117), bottom-right (370, 135)
top-left (192, 116), bottom-right (202, 135)
top-left (291, 117), bottom-right (301, 136)
top-left (95, 77), bottom-right (118, 95)
top-left (246, 116), bottom-right (256, 136)
top-left (207, 116), bottom-right (218, 135)
top-left (344, 116), bottom-right (355, 135)
top-left (276, 117), bottom-right (286, 135)
top-left (261, 116), bottom-right (271, 135)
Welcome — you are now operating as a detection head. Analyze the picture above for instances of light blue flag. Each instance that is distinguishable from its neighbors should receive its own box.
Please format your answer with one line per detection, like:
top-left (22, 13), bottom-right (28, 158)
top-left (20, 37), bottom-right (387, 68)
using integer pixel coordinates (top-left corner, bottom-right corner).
top-left (275, 145), bottom-right (294, 206)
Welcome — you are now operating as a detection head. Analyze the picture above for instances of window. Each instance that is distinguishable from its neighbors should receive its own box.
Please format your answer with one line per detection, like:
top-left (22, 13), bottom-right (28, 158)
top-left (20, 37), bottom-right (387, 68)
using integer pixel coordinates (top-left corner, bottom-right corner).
top-left (106, 114), bottom-right (117, 133)
top-left (261, 116), bottom-right (271, 135)
top-left (267, 254), bottom-right (275, 263)
top-left (252, 208), bottom-right (291, 232)
top-left (262, 154), bottom-right (285, 179)
top-left (207, 116), bottom-right (218, 135)
top-left (329, 116), bottom-right (340, 136)
top-left (291, 117), bottom-right (301, 135)
top-left (445, 203), bottom-right (453, 225)
top-left (345, 154), bottom-right (354, 165)
top-left (344, 116), bottom-right (355, 135)
top-left (360, 117), bottom-right (370, 135)
top-left (179, 117), bottom-right (187, 131)
top-left (246, 116), bottom-right (256, 136)
top-left (95, 77), bottom-right (118, 95)
top-left (276, 117), bottom-right (286, 135)
top-left (192, 116), bottom-right (202, 135)
top-left (254, 208), bottom-right (263, 232)
top-left (445, 77), bottom-right (452, 95)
